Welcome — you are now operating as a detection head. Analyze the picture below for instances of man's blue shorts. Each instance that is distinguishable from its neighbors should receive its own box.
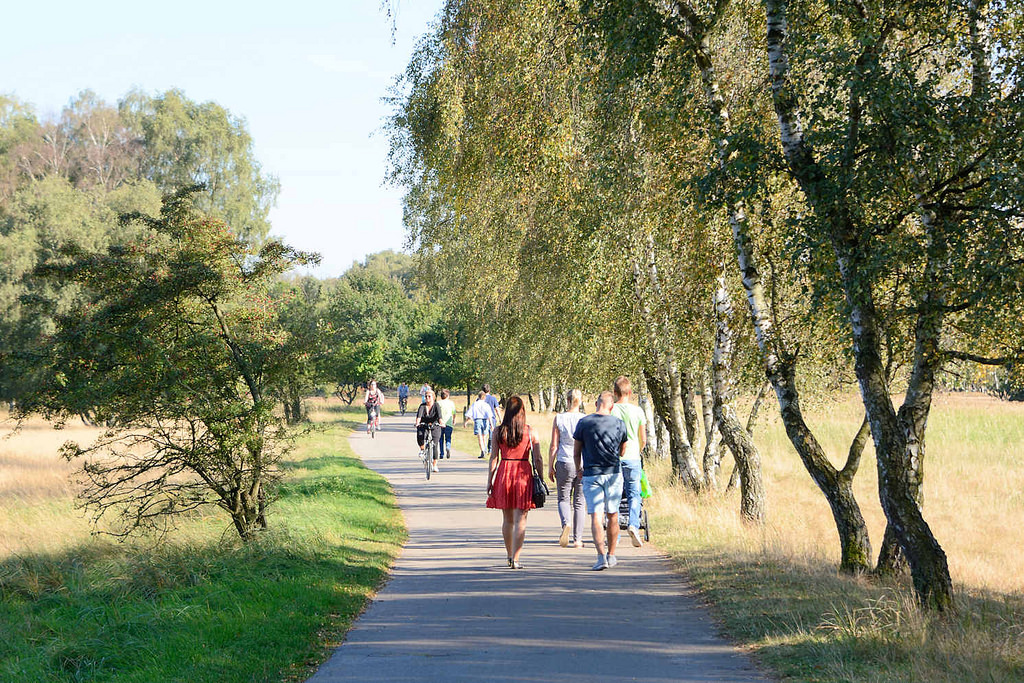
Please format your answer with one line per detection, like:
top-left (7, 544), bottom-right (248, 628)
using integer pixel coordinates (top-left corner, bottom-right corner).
top-left (473, 418), bottom-right (490, 435)
top-left (583, 472), bottom-right (624, 515)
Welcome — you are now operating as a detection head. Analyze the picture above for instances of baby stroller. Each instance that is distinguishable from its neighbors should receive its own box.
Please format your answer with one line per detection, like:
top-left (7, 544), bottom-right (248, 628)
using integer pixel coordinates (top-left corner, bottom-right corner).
top-left (617, 484), bottom-right (651, 542)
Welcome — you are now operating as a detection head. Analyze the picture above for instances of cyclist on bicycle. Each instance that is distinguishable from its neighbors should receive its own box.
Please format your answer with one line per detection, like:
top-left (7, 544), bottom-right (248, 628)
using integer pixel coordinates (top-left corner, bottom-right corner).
top-left (398, 382), bottom-right (409, 414)
top-left (415, 389), bottom-right (443, 473)
top-left (364, 380), bottom-right (385, 434)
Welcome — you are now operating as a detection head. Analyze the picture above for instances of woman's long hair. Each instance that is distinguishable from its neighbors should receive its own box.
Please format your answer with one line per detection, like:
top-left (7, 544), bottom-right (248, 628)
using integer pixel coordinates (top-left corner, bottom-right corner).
top-left (496, 395), bottom-right (527, 448)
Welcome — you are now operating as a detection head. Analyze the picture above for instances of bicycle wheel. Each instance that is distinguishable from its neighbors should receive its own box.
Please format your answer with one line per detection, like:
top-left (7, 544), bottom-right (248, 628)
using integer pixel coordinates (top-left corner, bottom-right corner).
top-left (424, 436), bottom-right (432, 480)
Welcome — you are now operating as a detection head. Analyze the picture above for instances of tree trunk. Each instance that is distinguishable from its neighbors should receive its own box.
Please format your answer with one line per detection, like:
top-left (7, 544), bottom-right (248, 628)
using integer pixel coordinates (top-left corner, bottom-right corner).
top-left (701, 376), bottom-right (722, 489)
top-left (529, 392), bottom-right (537, 412)
top-left (711, 275), bottom-right (766, 523)
top-left (663, 0), bottom-right (874, 570)
top-left (644, 363), bottom-right (703, 488)
top-left (875, 524), bottom-right (908, 576)
top-left (681, 370), bottom-right (701, 454)
top-left (655, 413), bottom-right (670, 461)
top-left (639, 379), bottom-right (658, 458)
top-left (659, 0), bottom-right (874, 572)
top-left (763, 0), bottom-right (950, 603)
top-left (629, 251), bottom-right (703, 488)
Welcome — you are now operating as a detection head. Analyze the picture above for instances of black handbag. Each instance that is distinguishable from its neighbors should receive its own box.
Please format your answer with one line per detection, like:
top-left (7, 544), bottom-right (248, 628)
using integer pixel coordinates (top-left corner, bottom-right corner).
top-left (531, 471), bottom-right (548, 508)
top-left (522, 426), bottom-right (548, 508)
top-left (531, 438), bottom-right (549, 507)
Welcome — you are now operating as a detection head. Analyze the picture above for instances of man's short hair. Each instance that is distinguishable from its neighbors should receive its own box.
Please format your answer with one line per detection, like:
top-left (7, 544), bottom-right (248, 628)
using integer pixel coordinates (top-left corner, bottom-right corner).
top-left (613, 375), bottom-right (632, 399)
top-left (597, 391), bottom-right (615, 409)
top-left (482, 383), bottom-right (491, 393)
top-left (440, 388), bottom-right (450, 399)
top-left (478, 390), bottom-right (486, 399)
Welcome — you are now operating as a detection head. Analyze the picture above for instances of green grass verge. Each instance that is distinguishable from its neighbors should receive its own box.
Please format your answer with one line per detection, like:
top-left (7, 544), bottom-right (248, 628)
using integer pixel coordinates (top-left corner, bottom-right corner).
top-left (0, 408), bottom-right (405, 683)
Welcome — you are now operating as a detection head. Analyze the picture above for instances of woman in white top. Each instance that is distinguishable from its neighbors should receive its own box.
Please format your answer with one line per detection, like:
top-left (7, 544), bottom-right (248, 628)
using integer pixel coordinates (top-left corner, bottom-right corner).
top-left (547, 388), bottom-right (586, 548)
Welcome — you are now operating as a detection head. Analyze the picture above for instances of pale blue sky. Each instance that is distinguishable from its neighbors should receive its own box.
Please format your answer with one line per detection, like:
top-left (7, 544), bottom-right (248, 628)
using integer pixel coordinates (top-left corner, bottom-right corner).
top-left (0, 0), bottom-right (443, 276)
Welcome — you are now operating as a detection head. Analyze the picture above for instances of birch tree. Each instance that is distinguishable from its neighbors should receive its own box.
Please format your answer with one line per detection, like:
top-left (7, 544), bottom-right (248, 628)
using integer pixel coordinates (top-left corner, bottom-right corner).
top-left (585, 0), bottom-right (873, 569)
top-left (757, 0), bottom-right (1024, 608)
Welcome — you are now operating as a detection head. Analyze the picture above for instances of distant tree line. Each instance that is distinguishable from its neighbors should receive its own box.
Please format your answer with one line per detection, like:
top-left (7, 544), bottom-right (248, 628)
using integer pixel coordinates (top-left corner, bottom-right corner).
top-left (0, 88), bottom-right (279, 408)
top-left (0, 89), bottom-right (463, 541)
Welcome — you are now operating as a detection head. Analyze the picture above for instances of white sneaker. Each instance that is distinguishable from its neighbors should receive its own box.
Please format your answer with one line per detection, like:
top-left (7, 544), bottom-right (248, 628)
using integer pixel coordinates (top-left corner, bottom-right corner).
top-left (558, 525), bottom-right (570, 547)
top-left (607, 554), bottom-right (618, 568)
top-left (628, 526), bottom-right (643, 548)
top-left (591, 555), bottom-right (608, 571)
top-left (432, 463), bottom-right (439, 473)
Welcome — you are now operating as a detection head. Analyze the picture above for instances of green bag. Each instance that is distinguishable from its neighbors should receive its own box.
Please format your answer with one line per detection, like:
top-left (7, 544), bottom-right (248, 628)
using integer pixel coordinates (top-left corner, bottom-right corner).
top-left (640, 469), bottom-right (652, 498)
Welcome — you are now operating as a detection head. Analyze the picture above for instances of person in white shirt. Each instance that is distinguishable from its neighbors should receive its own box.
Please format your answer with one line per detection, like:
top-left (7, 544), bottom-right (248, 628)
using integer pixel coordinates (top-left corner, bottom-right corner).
top-left (548, 388), bottom-right (586, 548)
top-left (465, 391), bottom-right (494, 459)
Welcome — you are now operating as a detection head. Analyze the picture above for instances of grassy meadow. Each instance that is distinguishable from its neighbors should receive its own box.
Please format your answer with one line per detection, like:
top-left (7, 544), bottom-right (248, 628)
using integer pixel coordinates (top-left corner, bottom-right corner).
top-left (452, 391), bottom-right (1024, 682)
top-left (0, 401), bottom-right (404, 683)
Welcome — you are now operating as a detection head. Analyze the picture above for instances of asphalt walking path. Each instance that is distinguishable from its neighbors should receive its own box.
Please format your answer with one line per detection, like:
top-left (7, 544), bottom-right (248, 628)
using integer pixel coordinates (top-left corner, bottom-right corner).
top-left (308, 413), bottom-right (770, 683)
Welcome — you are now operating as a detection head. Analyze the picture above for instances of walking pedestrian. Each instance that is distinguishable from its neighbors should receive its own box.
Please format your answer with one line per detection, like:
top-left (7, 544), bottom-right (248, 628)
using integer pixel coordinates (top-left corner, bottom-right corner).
top-left (465, 391), bottom-right (493, 459)
top-left (611, 376), bottom-right (647, 548)
top-left (485, 396), bottom-right (542, 569)
top-left (482, 384), bottom-right (501, 448)
top-left (437, 388), bottom-right (456, 459)
top-left (574, 391), bottom-right (627, 570)
top-left (548, 388), bottom-right (586, 548)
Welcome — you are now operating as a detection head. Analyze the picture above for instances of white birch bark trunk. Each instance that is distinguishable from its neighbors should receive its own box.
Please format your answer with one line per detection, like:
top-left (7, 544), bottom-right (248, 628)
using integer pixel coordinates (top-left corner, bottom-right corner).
top-left (711, 275), bottom-right (766, 523)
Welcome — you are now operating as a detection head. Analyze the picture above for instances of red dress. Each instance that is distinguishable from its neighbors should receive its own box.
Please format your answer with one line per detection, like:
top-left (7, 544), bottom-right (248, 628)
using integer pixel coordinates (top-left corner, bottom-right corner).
top-left (486, 430), bottom-right (536, 511)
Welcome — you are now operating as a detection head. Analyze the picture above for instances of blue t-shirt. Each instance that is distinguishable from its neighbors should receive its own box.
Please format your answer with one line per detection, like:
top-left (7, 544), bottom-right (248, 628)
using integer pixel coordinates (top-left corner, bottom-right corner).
top-left (484, 393), bottom-right (500, 419)
top-left (573, 413), bottom-right (626, 477)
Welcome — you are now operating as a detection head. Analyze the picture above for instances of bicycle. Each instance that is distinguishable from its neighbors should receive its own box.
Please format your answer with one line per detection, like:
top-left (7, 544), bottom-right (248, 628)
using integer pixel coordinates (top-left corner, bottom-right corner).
top-left (366, 405), bottom-right (381, 438)
top-left (398, 395), bottom-right (408, 415)
top-left (421, 427), bottom-right (435, 480)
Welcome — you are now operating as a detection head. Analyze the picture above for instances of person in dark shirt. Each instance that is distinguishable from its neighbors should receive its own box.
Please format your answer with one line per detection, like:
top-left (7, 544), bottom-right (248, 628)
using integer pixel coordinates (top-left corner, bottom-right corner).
top-left (416, 389), bottom-right (443, 473)
top-left (573, 391), bottom-right (627, 571)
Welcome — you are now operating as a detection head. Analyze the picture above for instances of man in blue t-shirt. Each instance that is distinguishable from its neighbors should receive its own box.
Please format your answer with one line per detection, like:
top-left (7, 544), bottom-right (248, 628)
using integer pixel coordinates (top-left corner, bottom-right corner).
top-left (574, 391), bottom-right (627, 571)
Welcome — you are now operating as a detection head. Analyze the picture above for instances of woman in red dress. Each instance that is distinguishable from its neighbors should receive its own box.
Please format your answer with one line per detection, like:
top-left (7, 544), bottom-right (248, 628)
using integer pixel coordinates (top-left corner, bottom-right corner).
top-left (486, 395), bottom-right (542, 569)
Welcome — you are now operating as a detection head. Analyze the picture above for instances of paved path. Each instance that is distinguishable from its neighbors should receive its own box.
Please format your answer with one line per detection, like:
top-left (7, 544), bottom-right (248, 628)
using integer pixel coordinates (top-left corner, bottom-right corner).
top-left (308, 414), bottom-right (770, 683)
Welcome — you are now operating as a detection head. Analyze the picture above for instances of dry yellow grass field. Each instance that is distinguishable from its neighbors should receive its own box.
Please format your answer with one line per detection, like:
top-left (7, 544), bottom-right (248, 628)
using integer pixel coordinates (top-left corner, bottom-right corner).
top-left (719, 391), bottom-right (1024, 594)
top-left (0, 397), bottom-right (393, 558)
top-left (0, 414), bottom-right (102, 557)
